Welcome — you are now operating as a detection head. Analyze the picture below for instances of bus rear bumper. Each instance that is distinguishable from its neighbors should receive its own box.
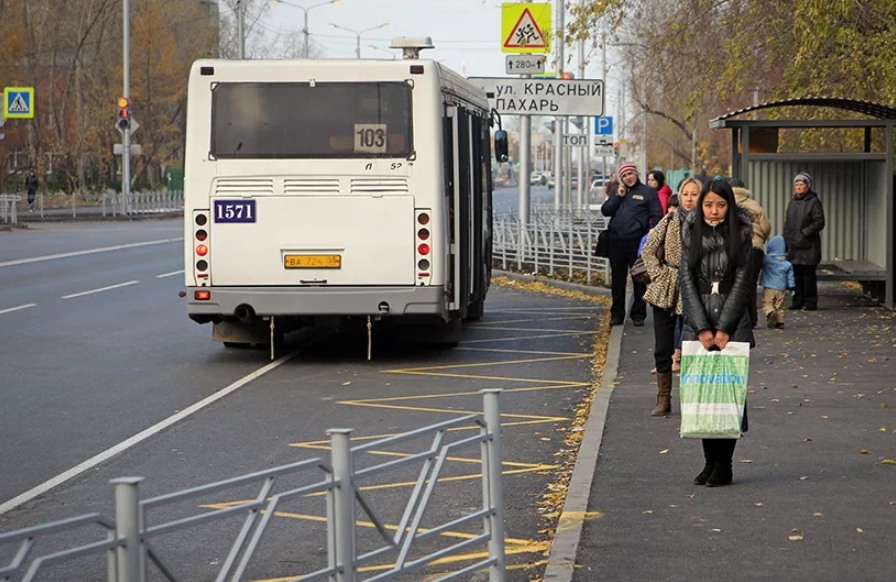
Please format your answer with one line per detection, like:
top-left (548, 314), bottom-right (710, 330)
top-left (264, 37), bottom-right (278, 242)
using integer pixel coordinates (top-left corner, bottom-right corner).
top-left (186, 285), bottom-right (448, 319)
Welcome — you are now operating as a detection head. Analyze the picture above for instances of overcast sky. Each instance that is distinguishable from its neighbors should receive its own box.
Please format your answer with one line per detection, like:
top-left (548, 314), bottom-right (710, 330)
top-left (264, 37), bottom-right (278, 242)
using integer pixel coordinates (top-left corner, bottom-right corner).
top-left (251, 0), bottom-right (619, 115)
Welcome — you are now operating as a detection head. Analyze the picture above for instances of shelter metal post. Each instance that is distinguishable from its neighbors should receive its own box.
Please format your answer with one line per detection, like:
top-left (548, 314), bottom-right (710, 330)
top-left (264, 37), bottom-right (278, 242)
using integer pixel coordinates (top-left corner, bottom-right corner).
top-left (740, 127), bottom-right (750, 184)
top-left (731, 128), bottom-right (740, 179)
top-left (886, 124), bottom-right (894, 309)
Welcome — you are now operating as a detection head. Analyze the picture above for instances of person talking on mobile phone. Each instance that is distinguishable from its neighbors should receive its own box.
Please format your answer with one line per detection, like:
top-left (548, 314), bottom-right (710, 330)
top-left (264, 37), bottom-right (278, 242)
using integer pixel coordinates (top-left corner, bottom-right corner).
top-left (600, 163), bottom-right (663, 327)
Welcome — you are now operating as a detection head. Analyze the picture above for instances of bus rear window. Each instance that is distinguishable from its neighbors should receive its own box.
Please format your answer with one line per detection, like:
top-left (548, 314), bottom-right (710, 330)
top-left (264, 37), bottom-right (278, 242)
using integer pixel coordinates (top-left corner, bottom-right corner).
top-left (211, 82), bottom-right (413, 158)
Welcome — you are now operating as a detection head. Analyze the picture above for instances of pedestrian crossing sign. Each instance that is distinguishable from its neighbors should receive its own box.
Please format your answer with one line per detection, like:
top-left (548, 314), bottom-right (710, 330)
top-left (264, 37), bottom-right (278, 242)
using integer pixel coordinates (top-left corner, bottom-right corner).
top-left (4, 87), bottom-right (35, 119)
top-left (501, 3), bottom-right (551, 54)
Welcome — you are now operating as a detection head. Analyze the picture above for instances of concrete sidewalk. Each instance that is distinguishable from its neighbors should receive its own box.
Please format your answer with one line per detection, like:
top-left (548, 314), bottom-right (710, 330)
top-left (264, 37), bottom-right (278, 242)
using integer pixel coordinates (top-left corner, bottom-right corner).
top-left (574, 282), bottom-right (896, 581)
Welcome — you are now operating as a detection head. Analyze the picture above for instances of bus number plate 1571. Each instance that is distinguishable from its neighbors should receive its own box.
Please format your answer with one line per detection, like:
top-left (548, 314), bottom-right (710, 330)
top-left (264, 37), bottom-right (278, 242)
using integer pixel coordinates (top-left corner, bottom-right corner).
top-left (214, 199), bottom-right (256, 223)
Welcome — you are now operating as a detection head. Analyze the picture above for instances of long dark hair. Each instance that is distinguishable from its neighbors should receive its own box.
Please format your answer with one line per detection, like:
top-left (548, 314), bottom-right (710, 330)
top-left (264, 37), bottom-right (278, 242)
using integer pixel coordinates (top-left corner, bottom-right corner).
top-left (649, 170), bottom-right (666, 189)
top-left (688, 178), bottom-right (746, 270)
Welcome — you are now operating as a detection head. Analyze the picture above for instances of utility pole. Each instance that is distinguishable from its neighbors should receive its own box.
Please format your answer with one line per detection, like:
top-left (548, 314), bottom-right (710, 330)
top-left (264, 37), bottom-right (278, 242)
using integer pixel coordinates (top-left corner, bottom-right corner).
top-left (576, 2), bottom-right (586, 212)
top-left (553, 0), bottom-right (565, 214)
top-left (601, 38), bottom-right (608, 182)
top-left (122, 0), bottom-right (131, 215)
top-left (237, 0), bottom-right (245, 59)
top-left (304, 10), bottom-right (310, 57)
top-left (641, 71), bottom-right (647, 174)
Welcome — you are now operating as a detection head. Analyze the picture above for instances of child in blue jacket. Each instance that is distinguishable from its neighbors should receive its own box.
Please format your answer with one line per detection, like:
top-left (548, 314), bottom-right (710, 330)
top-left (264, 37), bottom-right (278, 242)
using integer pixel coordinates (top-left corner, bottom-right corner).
top-left (760, 235), bottom-right (796, 328)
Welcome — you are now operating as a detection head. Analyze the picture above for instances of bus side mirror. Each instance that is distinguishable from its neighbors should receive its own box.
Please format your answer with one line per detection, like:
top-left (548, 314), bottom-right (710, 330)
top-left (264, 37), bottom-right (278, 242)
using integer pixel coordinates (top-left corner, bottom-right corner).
top-left (494, 130), bottom-right (509, 162)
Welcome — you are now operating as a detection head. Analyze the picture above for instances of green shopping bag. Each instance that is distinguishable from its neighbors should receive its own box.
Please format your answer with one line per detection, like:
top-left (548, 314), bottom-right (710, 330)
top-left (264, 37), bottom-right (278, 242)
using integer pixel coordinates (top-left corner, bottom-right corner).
top-left (679, 341), bottom-right (749, 439)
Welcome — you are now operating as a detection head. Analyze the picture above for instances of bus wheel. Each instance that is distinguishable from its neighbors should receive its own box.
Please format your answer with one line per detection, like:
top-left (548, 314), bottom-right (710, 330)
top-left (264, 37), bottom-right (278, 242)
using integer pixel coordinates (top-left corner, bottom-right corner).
top-left (464, 298), bottom-right (485, 321)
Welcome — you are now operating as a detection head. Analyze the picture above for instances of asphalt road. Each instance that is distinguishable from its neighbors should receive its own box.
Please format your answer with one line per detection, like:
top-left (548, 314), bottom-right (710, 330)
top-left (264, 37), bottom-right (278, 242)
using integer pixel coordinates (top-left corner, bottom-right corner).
top-left (0, 220), bottom-right (607, 581)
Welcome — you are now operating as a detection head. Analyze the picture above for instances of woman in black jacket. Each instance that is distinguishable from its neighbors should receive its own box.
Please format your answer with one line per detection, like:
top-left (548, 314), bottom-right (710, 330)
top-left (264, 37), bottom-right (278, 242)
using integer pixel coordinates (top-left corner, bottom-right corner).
top-left (783, 173), bottom-right (825, 310)
top-left (679, 179), bottom-right (755, 487)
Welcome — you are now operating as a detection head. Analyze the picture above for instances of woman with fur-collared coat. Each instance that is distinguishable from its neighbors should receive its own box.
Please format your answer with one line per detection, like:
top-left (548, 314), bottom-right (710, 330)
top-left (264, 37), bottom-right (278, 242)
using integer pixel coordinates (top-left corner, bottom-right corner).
top-left (679, 178), bottom-right (755, 487)
top-left (643, 178), bottom-right (702, 416)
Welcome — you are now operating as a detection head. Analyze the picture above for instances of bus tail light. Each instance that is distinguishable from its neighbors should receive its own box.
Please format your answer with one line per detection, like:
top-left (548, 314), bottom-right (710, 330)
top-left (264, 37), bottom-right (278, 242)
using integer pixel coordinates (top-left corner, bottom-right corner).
top-left (193, 210), bottom-right (211, 285)
top-left (194, 290), bottom-right (211, 300)
top-left (415, 209), bottom-right (433, 284)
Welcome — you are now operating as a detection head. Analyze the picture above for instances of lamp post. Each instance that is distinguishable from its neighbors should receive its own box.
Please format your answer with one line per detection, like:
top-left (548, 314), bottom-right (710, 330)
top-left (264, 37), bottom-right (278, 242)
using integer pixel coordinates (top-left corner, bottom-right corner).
top-left (273, 0), bottom-right (340, 57)
top-left (329, 22), bottom-right (388, 58)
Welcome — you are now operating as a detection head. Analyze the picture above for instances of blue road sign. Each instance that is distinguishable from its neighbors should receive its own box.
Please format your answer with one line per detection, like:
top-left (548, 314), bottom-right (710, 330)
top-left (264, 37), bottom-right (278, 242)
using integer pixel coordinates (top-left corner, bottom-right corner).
top-left (594, 116), bottom-right (613, 136)
top-left (4, 87), bottom-right (34, 119)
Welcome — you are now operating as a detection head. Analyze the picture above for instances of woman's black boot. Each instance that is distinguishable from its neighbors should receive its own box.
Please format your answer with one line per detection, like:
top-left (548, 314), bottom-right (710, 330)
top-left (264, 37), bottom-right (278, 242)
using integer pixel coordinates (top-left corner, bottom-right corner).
top-left (706, 439), bottom-right (736, 487)
top-left (694, 440), bottom-right (714, 485)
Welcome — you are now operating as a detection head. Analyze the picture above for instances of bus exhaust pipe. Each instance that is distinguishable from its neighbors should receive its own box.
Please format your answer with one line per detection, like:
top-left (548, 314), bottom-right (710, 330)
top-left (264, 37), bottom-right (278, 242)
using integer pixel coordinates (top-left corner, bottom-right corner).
top-left (235, 305), bottom-right (255, 324)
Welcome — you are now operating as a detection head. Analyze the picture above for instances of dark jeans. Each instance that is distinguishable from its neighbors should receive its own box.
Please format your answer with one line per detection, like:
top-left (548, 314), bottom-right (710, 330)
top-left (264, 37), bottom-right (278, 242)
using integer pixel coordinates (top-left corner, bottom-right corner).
top-left (746, 248), bottom-right (765, 326)
top-left (674, 316), bottom-right (683, 350)
top-left (653, 306), bottom-right (678, 373)
top-left (27, 190), bottom-right (36, 206)
top-left (608, 238), bottom-right (647, 322)
top-left (792, 264), bottom-right (819, 309)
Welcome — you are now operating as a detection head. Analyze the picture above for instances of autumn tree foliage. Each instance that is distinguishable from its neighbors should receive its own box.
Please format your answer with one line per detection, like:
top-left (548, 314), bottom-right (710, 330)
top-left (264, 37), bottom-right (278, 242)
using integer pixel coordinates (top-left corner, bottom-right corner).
top-left (571, 0), bottom-right (896, 174)
top-left (0, 0), bottom-right (217, 193)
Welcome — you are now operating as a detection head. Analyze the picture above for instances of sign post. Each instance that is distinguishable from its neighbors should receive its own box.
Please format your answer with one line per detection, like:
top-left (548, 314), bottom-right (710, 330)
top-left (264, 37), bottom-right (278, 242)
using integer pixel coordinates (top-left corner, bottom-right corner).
top-left (500, 2), bottom-right (551, 227)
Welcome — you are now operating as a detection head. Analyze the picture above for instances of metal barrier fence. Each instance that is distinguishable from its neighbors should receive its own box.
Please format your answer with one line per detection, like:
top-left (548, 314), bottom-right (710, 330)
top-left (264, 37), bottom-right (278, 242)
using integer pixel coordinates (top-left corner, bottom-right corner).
top-left (0, 390), bottom-right (506, 582)
top-left (0, 195), bottom-right (21, 224)
top-left (493, 208), bottom-right (610, 285)
top-left (1, 191), bottom-right (183, 219)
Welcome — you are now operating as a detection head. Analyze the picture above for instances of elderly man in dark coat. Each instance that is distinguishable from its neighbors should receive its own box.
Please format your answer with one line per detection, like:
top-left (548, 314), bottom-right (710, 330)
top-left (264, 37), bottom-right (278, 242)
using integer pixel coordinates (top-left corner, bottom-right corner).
top-left (783, 172), bottom-right (826, 310)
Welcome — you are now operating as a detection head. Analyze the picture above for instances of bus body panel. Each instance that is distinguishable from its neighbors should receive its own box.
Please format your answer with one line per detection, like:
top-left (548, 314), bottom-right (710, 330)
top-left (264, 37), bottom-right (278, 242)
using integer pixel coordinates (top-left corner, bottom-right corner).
top-left (209, 194), bottom-right (415, 286)
top-left (183, 58), bottom-right (491, 328)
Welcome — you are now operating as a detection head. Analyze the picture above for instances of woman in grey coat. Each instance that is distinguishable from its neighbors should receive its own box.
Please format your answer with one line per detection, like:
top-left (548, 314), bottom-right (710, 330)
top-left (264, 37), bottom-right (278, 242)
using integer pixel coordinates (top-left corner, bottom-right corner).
top-left (679, 179), bottom-right (755, 487)
top-left (782, 173), bottom-right (825, 310)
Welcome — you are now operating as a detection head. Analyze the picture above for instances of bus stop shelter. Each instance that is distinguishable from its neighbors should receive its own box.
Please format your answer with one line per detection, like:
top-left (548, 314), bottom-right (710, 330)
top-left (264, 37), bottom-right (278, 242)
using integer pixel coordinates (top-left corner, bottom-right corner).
top-left (711, 97), bottom-right (895, 308)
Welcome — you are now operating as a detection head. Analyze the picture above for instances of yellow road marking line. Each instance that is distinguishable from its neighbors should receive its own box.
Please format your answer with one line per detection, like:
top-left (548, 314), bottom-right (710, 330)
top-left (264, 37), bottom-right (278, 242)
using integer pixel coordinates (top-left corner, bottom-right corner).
top-left (457, 347), bottom-right (592, 356)
top-left (470, 313), bottom-right (597, 329)
top-left (382, 354), bottom-right (588, 374)
top-left (339, 400), bottom-right (568, 422)
top-left (332, 384), bottom-right (581, 405)
top-left (469, 326), bottom-right (601, 333)
top-left (382, 370), bottom-right (581, 383)
top-left (461, 331), bottom-right (598, 344)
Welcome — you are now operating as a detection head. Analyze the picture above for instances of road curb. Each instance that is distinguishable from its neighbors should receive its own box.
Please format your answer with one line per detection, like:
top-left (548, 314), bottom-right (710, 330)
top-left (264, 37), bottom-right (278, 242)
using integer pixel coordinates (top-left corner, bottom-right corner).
top-left (492, 269), bottom-right (611, 298)
top-left (542, 317), bottom-right (625, 581)
top-left (16, 212), bottom-right (182, 223)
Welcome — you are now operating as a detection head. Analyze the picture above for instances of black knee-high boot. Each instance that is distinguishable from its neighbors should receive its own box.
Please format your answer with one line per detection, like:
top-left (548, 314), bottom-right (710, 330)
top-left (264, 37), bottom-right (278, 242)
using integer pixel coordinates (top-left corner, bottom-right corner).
top-left (694, 440), bottom-right (715, 485)
top-left (706, 439), bottom-right (736, 487)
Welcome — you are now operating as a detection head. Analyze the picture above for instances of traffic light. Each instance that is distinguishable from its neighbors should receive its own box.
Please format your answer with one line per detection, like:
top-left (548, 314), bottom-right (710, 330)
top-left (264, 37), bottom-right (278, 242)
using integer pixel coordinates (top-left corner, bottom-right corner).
top-left (116, 97), bottom-right (131, 131)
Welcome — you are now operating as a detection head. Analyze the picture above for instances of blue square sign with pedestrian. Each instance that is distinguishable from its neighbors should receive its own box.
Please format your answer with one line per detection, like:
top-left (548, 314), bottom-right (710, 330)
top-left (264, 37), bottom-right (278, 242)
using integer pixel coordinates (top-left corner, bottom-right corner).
top-left (4, 87), bottom-right (35, 119)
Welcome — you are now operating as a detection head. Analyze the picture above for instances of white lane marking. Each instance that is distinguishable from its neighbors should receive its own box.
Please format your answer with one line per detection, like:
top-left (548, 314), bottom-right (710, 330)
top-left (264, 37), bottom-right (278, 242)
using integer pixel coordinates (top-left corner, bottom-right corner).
top-left (0, 303), bottom-right (37, 315)
top-left (156, 269), bottom-right (184, 279)
top-left (0, 238), bottom-right (184, 269)
top-left (61, 280), bottom-right (140, 299)
top-left (0, 350), bottom-right (302, 516)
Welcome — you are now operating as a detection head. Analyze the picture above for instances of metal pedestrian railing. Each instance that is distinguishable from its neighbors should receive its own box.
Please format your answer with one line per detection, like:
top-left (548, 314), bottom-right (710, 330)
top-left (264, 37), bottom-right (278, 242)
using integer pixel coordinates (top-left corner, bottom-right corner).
top-left (0, 390), bottom-right (506, 582)
top-left (493, 208), bottom-right (610, 286)
top-left (3, 190), bottom-right (184, 220)
top-left (0, 194), bottom-right (20, 224)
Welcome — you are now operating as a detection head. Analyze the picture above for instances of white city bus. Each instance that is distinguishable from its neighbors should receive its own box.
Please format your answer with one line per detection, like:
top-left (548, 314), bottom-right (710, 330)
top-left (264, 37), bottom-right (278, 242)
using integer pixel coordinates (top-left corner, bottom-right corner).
top-left (182, 39), bottom-right (506, 347)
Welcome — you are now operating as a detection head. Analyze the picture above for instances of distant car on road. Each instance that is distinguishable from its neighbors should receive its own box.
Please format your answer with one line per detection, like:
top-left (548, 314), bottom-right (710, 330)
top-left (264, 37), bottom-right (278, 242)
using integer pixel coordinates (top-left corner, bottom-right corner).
top-left (530, 171), bottom-right (548, 186)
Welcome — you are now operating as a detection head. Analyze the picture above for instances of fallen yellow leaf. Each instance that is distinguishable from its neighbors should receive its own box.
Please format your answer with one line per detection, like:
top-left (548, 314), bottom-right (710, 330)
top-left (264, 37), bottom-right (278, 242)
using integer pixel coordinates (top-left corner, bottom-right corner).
top-left (880, 428), bottom-right (888, 432)
top-left (754, 502), bottom-right (764, 507)
top-left (813, 512), bottom-right (824, 517)
top-left (643, 510), bottom-right (654, 515)
top-left (882, 403), bottom-right (890, 409)
top-left (881, 459), bottom-right (896, 465)
top-left (659, 449), bottom-right (669, 454)
top-left (860, 449), bottom-right (870, 455)
top-left (857, 528), bottom-right (864, 534)
top-left (821, 415), bottom-right (829, 419)
top-left (342, 381), bottom-right (352, 386)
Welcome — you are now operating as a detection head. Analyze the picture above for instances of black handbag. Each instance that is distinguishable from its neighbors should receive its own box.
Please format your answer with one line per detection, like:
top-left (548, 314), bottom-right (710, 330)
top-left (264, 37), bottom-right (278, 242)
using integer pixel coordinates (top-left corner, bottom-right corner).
top-left (592, 229), bottom-right (610, 258)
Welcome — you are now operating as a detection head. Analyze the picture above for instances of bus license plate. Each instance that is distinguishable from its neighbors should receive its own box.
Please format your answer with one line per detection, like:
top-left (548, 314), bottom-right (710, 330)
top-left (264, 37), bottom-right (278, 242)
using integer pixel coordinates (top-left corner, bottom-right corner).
top-left (284, 255), bottom-right (342, 269)
top-left (214, 199), bottom-right (256, 223)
